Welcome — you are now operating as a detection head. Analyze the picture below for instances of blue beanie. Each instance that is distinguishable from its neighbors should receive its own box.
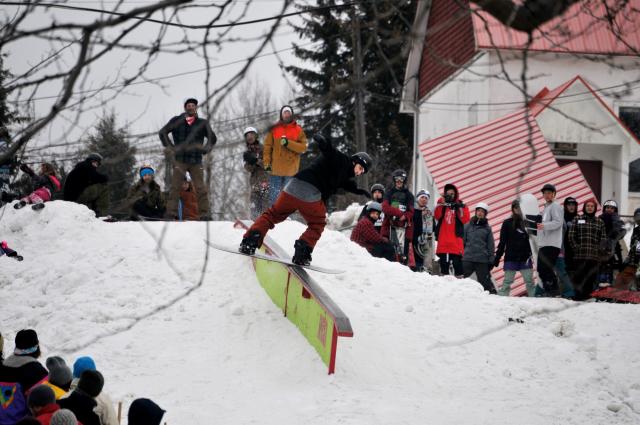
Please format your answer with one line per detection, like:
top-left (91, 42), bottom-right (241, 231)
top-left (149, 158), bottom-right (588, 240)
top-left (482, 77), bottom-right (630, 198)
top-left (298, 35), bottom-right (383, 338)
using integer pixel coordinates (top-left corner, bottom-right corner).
top-left (73, 356), bottom-right (96, 379)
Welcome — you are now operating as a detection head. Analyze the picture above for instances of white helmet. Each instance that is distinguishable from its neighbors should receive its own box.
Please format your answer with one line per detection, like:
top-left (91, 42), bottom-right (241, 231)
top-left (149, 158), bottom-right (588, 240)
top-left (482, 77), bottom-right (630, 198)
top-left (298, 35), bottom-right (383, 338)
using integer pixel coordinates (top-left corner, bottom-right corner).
top-left (475, 202), bottom-right (490, 214)
top-left (243, 127), bottom-right (258, 137)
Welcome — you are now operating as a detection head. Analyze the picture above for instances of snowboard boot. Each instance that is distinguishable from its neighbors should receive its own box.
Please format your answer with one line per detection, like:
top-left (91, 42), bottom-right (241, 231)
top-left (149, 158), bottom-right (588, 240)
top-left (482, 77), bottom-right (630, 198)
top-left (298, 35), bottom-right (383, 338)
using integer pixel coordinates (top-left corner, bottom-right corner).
top-left (292, 239), bottom-right (313, 266)
top-left (13, 200), bottom-right (27, 209)
top-left (32, 203), bottom-right (45, 211)
top-left (239, 230), bottom-right (262, 255)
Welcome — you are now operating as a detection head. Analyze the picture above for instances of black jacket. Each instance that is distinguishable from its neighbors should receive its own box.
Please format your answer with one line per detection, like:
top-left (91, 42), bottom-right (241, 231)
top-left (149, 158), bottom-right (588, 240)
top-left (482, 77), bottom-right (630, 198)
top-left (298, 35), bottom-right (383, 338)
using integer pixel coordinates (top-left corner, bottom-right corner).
top-left (63, 160), bottom-right (108, 201)
top-left (494, 216), bottom-right (532, 264)
top-left (159, 113), bottom-right (217, 164)
top-left (58, 390), bottom-right (100, 425)
top-left (294, 137), bottom-right (367, 202)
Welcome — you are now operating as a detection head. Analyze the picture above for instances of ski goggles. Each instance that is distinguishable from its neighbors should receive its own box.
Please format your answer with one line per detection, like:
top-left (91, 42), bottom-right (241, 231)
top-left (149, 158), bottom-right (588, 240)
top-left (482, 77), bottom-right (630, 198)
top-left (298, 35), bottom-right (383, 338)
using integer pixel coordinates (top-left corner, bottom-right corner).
top-left (393, 176), bottom-right (406, 182)
top-left (140, 167), bottom-right (154, 178)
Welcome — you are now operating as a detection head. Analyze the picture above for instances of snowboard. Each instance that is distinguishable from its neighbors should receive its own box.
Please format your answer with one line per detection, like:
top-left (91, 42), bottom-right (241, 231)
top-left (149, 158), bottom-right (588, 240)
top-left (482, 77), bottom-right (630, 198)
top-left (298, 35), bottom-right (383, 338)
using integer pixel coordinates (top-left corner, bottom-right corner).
top-left (206, 241), bottom-right (344, 274)
top-left (519, 193), bottom-right (542, 290)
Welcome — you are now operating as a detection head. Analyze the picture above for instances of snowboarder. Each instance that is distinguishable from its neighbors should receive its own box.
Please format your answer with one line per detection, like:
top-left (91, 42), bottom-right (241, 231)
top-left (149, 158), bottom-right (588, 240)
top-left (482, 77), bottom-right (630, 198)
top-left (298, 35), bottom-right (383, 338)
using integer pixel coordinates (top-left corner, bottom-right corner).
top-left (462, 203), bottom-right (496, 293)
top-left (616, 207), bottom-right (640, 290)
top-left (1, 240), bottom-right (23, 261)
top-left (178, 172), bottom-right (198, 221)
top-left (412, 189), bottom-right (434, 272)
top-left (598, 199), bottom-right (626, 287)
top-left (536, 183), bottom-right (564, 296)
top-left (494, 199), bottom-right (535, 296)
top-left (13, 163), bottom-right (61, 210)
top-left (242, 126), bottom-right (269, 219)
top-left (263, 105), bottom-right (307, 206)
top-left (358, 183), bottom-right (385, 233)
top-left (350, 201), bottom-right (395, 261)
top-left (381, 169), bottom-right (415, 265)
top-left (239, 134), bottom-right (372, 266)
top-left (434, 183), bottom-right (470, 277)
top-left (567, 198), bottom-right (606, 300)
top-left (63, 153), bottom-right (109, 217)
top-left (126, 165), bottom-right (166, 220)
top-left (159, 97), bottom-right (217, 220)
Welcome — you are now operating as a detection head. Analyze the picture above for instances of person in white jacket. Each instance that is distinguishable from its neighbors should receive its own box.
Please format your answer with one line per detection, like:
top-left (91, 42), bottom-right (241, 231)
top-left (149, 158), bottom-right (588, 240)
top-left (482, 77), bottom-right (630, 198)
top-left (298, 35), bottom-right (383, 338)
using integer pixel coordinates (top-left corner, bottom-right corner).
top-left (68, 356), bottom-right (119, 425)
top-left (536, 184), bottom-right (564, 296)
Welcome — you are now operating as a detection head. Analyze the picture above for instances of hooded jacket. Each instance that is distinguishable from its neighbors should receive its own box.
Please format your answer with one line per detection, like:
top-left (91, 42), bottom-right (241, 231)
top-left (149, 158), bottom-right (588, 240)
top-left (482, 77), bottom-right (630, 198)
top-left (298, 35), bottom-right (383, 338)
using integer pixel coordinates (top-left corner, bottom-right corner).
top-left (128, 398), bottom-right (165, 425)
top-left (463, 216), bottom-right (495, 264)
top-left (63, 160), bottom-right (108, 202)
top-left (433, 184), bottom-right (470, 255)
top-left (568, 201), bottom-right (606, 261)
top-left (538, 199), bottom-right (564, 248)
top-left (263, 106), bottom-right (307, 176)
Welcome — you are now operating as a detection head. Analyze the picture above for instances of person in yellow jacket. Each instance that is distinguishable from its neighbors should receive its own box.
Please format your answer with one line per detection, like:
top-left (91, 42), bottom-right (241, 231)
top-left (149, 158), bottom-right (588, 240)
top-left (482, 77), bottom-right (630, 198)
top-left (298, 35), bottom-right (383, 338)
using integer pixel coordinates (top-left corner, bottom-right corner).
top-left (263, 105), bottom-right (307, 205)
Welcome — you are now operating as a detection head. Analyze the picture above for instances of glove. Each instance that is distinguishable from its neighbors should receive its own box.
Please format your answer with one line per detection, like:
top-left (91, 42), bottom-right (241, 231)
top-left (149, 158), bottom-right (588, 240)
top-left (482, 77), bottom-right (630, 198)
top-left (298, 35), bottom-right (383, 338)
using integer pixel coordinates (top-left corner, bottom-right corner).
top-left (313, 134), bottom-right (329, 150)
top-left (264, 165), bottom-right (272, 173)
top-left (243, 151), bottom-right (258, 166)
top-left (280, 136), bottom-right (288, 147)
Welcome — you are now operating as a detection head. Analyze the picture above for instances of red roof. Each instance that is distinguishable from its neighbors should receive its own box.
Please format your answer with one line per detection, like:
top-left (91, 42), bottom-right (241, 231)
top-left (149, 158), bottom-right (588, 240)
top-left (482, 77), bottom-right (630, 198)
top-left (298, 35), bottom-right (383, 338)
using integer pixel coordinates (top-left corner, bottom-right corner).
top-left (420, 108), bottom-right (597, 296)
top-left (472, 0), bottom-right (640, 55)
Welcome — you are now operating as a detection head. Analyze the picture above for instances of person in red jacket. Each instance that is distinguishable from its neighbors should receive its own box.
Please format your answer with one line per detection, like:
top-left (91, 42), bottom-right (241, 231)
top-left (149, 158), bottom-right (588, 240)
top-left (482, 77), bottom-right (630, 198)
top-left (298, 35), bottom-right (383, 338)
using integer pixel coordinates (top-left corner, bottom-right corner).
top-left (28, 385), bottom-right (59, 425)
top-left (434, 183), bottom-right (470, 276)
top-left (350, 202), bottom-right (395, 261)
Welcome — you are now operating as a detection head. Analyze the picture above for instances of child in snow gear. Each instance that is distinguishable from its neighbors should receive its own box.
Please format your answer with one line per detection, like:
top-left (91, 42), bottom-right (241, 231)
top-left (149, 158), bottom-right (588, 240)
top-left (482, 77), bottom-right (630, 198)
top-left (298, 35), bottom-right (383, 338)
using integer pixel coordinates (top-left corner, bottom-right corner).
top-left (351, 201), bottom-right (395, 261)
top-left (412, 189), bottom-right (434, 272)
top-left (381, 169), bottom-right (415, 265)
top-left (28, 385), bottom-right (59, 423)
top-left (434, 183), bottom-right (470, 276)
top-left (178, 172), bottom-right (198, 221)
top-left (567, 198), bottom-right (606, 300)
top-left (495, 200), bottom-right (535, 296)
top-left (14, 163), bottom-right (60, 210)
top-left (126, 166), bottom-right (166, 220)
top-left (0, 329), bottom-right (49, 425)
top-left (536, 184), bottom-right (564, 296)
top-left (616, 208), bottom-right (640, 290)
top-left (358, 183), bottom-right (385, 232)
top-left (263, 105), bottom-right (308, 206)
top-left (463, 203), bottom-right (496, 293)
top-left (597, 199), bottom-right (626, 287)
top-left (63, 154), bottom-right (109, 217)
top-left (1, 240), bottom-right (23, 261)
top-left (240, 134), bottom-right (371, 266)
top-left (159, 98), bottom-right (217, 220)
top-left (242, 127), bottom-right (269, 219)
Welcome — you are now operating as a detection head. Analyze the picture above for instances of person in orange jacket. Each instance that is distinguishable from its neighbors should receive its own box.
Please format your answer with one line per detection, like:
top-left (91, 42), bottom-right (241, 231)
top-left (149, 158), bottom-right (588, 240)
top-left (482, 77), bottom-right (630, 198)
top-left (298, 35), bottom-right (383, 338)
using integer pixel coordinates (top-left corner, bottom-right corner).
top-left (434, 183), bottom-right (470, 277)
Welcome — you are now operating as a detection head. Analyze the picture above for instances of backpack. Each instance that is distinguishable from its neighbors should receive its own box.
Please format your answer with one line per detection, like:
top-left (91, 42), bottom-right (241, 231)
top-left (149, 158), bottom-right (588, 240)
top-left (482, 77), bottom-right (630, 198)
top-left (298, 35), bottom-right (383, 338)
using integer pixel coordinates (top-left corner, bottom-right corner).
top-left (0, 381), bottom-right (28, 425)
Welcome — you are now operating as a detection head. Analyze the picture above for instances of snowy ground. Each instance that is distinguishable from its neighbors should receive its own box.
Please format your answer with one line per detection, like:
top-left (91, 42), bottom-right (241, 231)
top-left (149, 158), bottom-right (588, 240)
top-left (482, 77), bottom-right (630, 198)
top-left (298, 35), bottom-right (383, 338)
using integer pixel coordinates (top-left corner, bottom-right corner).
top-left (1, 201), bottom-right (639, 425)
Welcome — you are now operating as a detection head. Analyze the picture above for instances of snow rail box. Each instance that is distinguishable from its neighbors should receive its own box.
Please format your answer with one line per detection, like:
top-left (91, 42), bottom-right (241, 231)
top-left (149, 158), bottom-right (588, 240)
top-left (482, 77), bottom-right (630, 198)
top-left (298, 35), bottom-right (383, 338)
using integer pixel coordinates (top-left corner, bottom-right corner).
top-left (234, 220), bottom-right (353, 374)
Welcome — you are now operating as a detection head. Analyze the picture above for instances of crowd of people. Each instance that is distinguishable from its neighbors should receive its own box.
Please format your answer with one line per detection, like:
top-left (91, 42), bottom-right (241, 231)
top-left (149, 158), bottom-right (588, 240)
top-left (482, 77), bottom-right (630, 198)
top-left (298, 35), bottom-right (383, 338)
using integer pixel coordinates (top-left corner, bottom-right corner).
top-left (0, 329), bottom-right (165, 425)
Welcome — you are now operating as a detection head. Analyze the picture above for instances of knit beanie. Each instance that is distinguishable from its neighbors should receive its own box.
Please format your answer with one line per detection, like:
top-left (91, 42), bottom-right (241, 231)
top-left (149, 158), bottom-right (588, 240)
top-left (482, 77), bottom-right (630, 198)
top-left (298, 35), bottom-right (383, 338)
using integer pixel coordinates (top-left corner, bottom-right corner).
top-left (14, 329), bottom-right (39, 356)
top-left (28, 385), bottom-right (56, 408)
top-left (72, 356), bottom-right (96, 379)
top-left (78, 370), bottom-right (104, 398)
top-left (50, 409), bottom-right (78, 425)
top-left (128, 398), bottom-right (165, 425)
top-left (46, 356), bottom-right (73, 388)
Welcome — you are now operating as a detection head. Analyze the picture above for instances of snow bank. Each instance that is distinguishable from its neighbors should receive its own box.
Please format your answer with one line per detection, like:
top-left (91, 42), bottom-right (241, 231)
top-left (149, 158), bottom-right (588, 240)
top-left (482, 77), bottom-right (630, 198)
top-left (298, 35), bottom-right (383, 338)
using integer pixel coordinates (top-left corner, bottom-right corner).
top-left (1, 201), bottom-right (639, 425)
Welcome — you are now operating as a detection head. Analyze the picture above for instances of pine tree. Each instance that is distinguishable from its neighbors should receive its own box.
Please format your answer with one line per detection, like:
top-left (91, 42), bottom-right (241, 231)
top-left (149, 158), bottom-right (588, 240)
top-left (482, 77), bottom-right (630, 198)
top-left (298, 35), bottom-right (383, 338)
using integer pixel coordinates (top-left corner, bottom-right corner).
top-left (0, 54), bottom-right (28, 166)
top-left (82, 112), bottom-right (137, 215)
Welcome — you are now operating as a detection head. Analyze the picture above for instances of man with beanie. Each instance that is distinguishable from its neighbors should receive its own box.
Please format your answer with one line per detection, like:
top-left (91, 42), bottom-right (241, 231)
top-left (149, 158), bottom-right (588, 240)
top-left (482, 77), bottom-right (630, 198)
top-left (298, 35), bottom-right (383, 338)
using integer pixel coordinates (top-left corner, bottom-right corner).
top-left (58, 371), bottom-right (102, 425)
top-left (69, 357), bottom-right (118, 425)
top-left (462, 203), bottom-right (496, 293)
top-left (568, 199), bottom-right (606, 300)
top-left (536, 184), bottom-right (564, 296)
top-left (50, 409), bottom-right (79, 425)
top-left (240, 134), bottom-right (372, 266)
top-left (159, 98), bottom-right (217, 220)
top-left (128, 398), bottom-right (165, 425)
top-left (45, 357), bottom-right (72, 399)
top-left (28, 385), bottom-right (59, 425)
top-left (434, 183), bottom-right (470, 276)
top-left (617, 207), bottom-right (640, 290)
top-left (0, 330), bottom-right (49, 425)
top-left (63, 154), bottom-right (109, 217)
top-left (263, 105), bottom-right (307, 206)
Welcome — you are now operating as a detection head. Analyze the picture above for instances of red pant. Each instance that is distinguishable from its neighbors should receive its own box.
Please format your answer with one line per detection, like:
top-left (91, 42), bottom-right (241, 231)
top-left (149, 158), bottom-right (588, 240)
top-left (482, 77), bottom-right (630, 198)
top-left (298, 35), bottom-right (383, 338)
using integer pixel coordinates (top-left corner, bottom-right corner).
top-left (245, 191), bottom-right (327, 248)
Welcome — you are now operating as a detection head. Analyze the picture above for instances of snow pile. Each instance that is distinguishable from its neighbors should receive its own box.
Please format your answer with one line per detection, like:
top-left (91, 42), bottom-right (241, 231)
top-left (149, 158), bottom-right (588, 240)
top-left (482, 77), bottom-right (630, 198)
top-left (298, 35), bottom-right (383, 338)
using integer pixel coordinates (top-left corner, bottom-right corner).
top-left (1, 201), bottom-right (640, 425)
top-left (326, 202), bottom-right (363, 230)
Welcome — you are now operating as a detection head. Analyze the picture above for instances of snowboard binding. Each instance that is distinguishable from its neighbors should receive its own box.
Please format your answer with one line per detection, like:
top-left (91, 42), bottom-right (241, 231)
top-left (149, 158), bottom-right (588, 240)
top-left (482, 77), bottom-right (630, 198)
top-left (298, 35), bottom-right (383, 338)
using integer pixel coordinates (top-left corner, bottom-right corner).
top-left (292, 239), bottom-right (313, 266)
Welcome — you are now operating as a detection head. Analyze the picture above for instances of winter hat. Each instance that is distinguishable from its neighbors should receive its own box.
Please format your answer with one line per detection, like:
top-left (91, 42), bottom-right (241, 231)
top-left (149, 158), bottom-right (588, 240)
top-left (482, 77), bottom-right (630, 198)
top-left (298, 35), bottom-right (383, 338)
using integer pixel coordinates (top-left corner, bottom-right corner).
top-left (475, 202), bottom-right (490, 215)
top-left (603, 199), bottom-right (618, 212)
top-left (128, 398), bottom-right (166, 425)
top-left (27, 385), bottom-right (56, 408)
top-left (139, 166), bottom-right (154, 178)
top-left (243, 126), bottom-right (258, 138)
top-left (78, 370), bottom-right (104, 397)
top-left (46, 356), bottom-right (73, 387)
top-left (563, 197), bottom-right (577, 206)
top-left (72, 356), bottom-right (96, 379)
top-left (366, 201), bottom-right (383, 213)
top-left (86, 153), bottom-right (103, 165)
top-left (14, 329), bottom-right (39, 356)
top-left (183, 98), bottom-right (198, 107)
top-left (416, 189), bottom-right (430, 200)
top-left (50, 409), bottom-right (78, 425)
top-left (280, 105), bottom-right (293, 120)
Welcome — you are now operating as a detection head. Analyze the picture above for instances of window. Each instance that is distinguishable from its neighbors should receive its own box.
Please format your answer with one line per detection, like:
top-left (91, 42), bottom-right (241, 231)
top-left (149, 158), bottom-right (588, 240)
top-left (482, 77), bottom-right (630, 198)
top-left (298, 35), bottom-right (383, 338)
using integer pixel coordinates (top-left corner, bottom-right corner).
top-left (619, 106), bottom-right (640, 191)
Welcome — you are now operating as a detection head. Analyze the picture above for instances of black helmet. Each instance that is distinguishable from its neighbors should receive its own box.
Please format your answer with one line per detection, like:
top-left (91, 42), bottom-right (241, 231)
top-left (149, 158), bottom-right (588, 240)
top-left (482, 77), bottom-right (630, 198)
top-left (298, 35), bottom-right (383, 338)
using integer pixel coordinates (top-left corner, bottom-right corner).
top-left (366, 201), bottom-right (383, 213)
top-left (86, 153), bottom-right (103, 164)
top-left (392, 169), bottom-right (407, 182)
top-left (351, 152), bottom-right (373, 173)
top-left (370, 183), bottom-right (385, 195)
top-left (541, 183), bottom-right (556, 193)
